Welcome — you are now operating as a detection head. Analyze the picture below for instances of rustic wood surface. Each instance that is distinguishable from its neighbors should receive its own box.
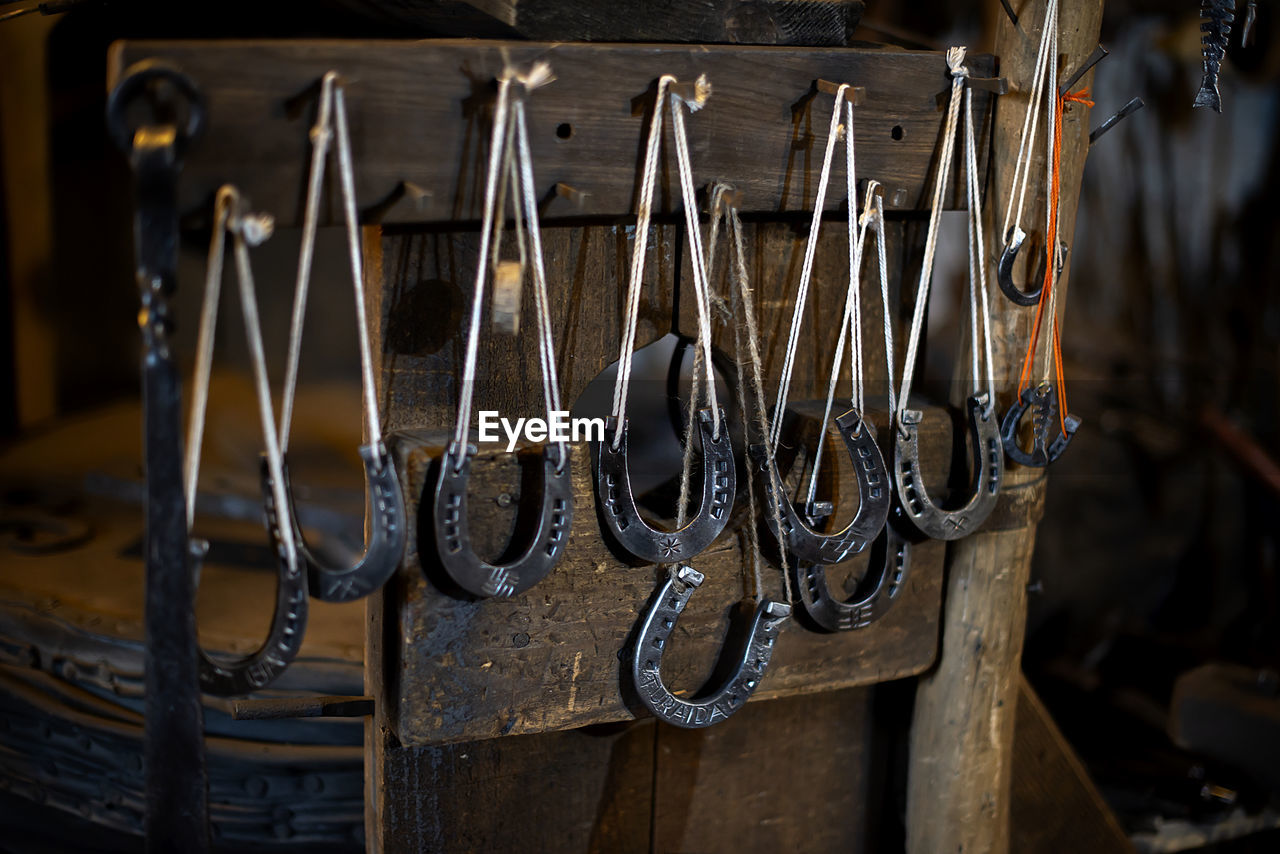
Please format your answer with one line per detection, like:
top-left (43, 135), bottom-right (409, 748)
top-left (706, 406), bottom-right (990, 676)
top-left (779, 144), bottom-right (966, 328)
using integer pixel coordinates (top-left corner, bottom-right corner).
top-left (329, 0), bottom-right (866, 45)
top-left (109, 41), bottom-right (992, 226)
top-left (906, 1), bottom-right (1105, 852)
top-left (386, 402), bottom-right (948, 746)
top-left (375, 686), bottom-right (876, 854)
top-left (1011, 675), bottom-right (1134, 854)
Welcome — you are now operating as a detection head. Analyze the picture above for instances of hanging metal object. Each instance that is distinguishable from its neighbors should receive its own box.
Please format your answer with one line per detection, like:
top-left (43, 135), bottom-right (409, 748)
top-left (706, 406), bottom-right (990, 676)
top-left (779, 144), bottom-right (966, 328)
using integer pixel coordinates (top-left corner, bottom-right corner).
top-left (893, 48), bottom-right (1003, 542)
top-left (630, 565), bottom-right (790, 727)
top-left (792, 519), bottom-right (912, 633)
top-left (752, 411), bottom-right (888, 565)
top-left (433, 64), bottom-right (574, 598)
top-left (269, 72), bottom-right (405, 604)
top-left (107, 57), bottom-right (210, 853)
top-left (187, 186), bottom-right (309, 697)
top-left (754, 86), bottom-right (890, 569)
top-left (595, 73), bottom-right (734, 565)
top-left (1195, 0), bottom-right (1238, 112)
top-left (1000, 382), bottom-right (1081, 467)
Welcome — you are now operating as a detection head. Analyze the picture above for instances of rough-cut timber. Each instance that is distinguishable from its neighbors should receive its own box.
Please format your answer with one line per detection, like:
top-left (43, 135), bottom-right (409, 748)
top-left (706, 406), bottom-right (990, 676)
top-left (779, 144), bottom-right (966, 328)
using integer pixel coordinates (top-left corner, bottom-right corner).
top-left (330, 0), bottom-right (866, 45)
top-left (387, 402), bottom-right (948, 746)
top-left (108, 41), bottom-right (993, 225)
top-left (906, 2), bottom-right (1106, 852)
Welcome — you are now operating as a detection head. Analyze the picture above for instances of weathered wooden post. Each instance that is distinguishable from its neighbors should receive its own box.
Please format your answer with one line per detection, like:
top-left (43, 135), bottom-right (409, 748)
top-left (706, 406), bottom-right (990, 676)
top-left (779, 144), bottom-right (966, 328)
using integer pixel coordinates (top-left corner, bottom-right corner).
top-left (906, 1), bottom-right (1105, 851)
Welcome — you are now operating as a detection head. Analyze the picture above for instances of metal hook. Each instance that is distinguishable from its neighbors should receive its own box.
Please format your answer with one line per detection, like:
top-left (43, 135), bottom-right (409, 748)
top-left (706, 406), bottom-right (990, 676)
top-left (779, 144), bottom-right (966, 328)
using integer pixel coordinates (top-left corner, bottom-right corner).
top-left (1059, 44), bottom-right (1109, 96)
top-left (792, 519), bottom-right (911, 633)
top-left (892, 394), bottom-right (1003, 541)
top-left (999, 383), bottom-right (1081, 468)
top-left (630, 564), bottom-right (790, 727)
top-left (749, 408), bottom-right (890, 566)
top-left (997, 228), bottom-right (1068, 307)
top-left (1089, 97), bottom-right (1144, 146)
top-left (595, 408), bottom-right (735, 564)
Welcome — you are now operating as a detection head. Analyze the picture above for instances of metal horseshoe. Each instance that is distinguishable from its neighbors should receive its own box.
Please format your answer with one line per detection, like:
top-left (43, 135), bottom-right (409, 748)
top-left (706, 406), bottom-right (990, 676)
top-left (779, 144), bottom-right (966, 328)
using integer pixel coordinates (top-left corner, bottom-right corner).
top-left (1000, 383), bottom-right (1081, 468)
top-left (792, 519), bottom-right (911, 633)
top-left (893, 394), bottom-right (1003, 541)
top-left (432, 68), bottom-right (573, 598)
top-left (749, 408), bottom-right (890, 565)
top-left (630, 564), bottom-right (790, 728)
top-left (596, 408), bottom-right (735, 564)
top-left (267, 443), bottom-right (405, 602)
top-left (187, 187), bottom-right (309, 696)
top-left (270, 73), bottom-right (405, 603)
top-left (197, 457), bottom-right (308, 696)
top-left (434, 442), bottom-right (573, 598)
top-left (997, 228), bottom-right (1067, 307)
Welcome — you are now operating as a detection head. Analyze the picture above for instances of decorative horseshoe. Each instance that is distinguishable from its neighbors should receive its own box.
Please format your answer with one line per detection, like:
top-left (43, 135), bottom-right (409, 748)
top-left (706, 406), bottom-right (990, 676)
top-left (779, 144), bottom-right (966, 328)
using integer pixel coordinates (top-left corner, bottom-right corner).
top-left (434, 442), bottom-right (573, 598)
top-left (792, 519), bottom-right (911, 632)
top-left (197, 460), bottom-right (308, 696)
top-left (630, 564), bottom-right (790, 728)
top-left (266, 442), bottom-right (406, 603)
top-left (595, 408), bottom-right (735, 564)
top-left (749, 408), bottom-right (890, 565)
top-left (1000, 383), bottom-right (1081, 468)
top-left (893, 393), bottom-right (1003, 541)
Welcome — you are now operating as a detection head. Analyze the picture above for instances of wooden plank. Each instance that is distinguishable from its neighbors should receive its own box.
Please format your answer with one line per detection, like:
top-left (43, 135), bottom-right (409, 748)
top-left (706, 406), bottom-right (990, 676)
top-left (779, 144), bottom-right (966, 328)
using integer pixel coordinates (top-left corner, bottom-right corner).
top-left (329, 0), bottom-right (866, 45)
top-left (386, 401), bottom-right (948, 746)
top-left (108, 40), bottom-right (993, 226)
top-left (652, 687), bottom-right (874, 853)
top-left (905, 1), bottom-right (1105, 852)
top-left (376, 721), bottom-right (656, 854)
top-left (1011, 675), bottom-right (1133, 854)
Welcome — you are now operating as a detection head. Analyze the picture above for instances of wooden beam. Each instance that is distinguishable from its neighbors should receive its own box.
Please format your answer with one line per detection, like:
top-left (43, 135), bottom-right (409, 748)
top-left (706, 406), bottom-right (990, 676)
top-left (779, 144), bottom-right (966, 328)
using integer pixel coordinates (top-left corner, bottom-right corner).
top-left (906, 1), bottom-right (1105, 852)
top-left (327, 0), bottom-right (866, 44)
top-left (108, 40), bottom-right (993, 226)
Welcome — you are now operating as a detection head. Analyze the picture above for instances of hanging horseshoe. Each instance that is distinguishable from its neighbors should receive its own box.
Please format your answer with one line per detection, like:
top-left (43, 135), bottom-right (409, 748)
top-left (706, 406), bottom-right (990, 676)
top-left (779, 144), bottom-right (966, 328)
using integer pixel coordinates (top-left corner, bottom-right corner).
top-left (268, 443), bottom-right (405, 602)
top-left (186, 186), bottom-right (310, 696)
top-left (997, 226), bottom-right (1048, 306)
top-left (749, 408), bottom-right (889, 565)
top-left (630, 564), bottom-right (790, 728)
top-left (792, 519), bottom-right (911, 633)
top-left (432, 66), bottom-right (573, 598)
top-left (434, 442), bottom-right (572, 598)
top-left (268, 73), bottom-right (405, 603)
top-left (893, 394), bottom-right (1003, 541)
top-left (197, 458), bottom-right (308, 696)
top-left (597, 408), bottom-right (735, 564)
top-left (1000, 383), bottom-right (1081, 467)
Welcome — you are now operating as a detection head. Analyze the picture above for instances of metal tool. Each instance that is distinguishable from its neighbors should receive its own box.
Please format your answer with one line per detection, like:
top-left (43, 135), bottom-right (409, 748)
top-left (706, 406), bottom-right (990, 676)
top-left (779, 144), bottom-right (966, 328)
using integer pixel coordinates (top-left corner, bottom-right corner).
top-left (1195, 0), bottom-right (1238, 112)
top-left (106, 58), bottom-right (210, 852)
top-left (1089, 96), bottom-right (1145, 145)
top-left (792, 519), bottom-right (912, 633)
top-left (269, 72), bottom-right (406, 604)
top-left (1000, 382), bottom-right (1080, 467)
top-left (433, 64), bottom-right (574, 598)
top-left (629, 565), bottom-right (790, 728)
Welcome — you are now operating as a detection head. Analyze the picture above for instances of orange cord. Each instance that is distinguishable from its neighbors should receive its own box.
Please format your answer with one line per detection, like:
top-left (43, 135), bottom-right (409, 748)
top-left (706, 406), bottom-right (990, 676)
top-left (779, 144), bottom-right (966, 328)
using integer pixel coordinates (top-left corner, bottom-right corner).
top-left (1016, 88), bottom-right (1092, 435)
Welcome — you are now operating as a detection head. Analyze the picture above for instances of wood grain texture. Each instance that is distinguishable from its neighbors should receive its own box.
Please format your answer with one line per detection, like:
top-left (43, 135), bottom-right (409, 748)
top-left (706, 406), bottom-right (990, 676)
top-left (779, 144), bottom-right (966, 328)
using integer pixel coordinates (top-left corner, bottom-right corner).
top-left (386, 403), bottom-right (948, 746)
top-left (374, 686), bottom-right (877, 854)
top-left (1011, 675), bottom-right (1134, 854)
top-left (109, 40), bottom-right (992, 226)
top-left (905, 2), bottom-right (1105, 852)
top-left (328, 0), bottom-right (866, 45)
